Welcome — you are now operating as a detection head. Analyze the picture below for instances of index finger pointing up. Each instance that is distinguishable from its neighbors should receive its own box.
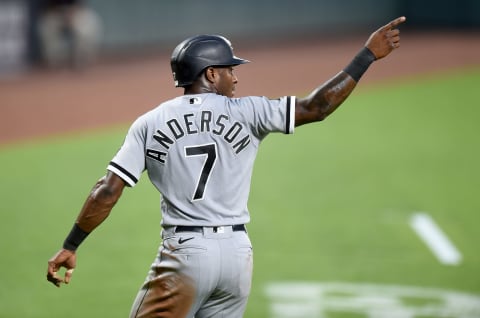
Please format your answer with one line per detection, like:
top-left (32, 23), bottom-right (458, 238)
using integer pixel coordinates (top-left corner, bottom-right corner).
top-left (385, 16), bottom-right (407, 30)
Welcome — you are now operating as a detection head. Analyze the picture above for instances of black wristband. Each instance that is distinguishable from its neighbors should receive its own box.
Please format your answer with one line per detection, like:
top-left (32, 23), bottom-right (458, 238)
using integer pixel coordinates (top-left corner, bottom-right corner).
top-left (63, 223), bottom-right (90, 251)
top-left (343, 47), bottom-right (376, 82)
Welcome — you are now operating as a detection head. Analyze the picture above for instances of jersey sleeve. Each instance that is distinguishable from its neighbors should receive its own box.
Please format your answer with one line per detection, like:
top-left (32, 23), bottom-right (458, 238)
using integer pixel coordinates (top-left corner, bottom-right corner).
top-left (236, 95), bottom-right (295, 139)
top-left (107, 116), bottom-right (147, 187)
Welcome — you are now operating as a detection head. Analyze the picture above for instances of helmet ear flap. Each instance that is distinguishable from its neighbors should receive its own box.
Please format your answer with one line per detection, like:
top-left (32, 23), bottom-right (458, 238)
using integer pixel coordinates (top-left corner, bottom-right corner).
top-left (170, 35), bottom-right (249, 87)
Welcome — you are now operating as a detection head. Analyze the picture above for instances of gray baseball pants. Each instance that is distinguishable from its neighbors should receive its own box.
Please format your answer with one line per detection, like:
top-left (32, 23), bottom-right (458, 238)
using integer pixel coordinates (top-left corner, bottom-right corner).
top-left (130, 225), bottom-right (253, 318)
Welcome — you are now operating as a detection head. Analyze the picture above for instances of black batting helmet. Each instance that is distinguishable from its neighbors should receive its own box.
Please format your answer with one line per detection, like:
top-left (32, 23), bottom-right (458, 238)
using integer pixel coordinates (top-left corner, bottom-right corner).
top-left (170, 35), bottom-right (249, 87)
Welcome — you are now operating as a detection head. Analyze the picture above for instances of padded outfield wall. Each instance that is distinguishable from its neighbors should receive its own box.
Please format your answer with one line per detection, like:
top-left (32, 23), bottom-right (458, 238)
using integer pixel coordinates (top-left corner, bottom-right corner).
top-left (28, 0), bottom-right (480, 54)
top-left (5, 0), bottom-right (480, 70)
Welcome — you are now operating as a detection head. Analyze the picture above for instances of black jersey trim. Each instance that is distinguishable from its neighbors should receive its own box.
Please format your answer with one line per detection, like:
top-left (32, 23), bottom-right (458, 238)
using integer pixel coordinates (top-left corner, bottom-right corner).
top-left (285, 96), bottom-right (291, 134)
top-left (109, 161), bottom-right (138, 184)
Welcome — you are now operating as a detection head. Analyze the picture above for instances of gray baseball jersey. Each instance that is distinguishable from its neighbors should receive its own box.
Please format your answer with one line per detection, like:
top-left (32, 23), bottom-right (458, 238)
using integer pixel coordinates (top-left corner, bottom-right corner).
top-left (108, 93), bottom-right (295, 226)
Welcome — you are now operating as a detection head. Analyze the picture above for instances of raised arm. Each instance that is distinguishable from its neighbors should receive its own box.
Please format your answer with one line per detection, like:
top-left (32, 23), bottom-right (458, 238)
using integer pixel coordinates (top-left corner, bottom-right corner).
top-left (295, 16), bottom-right (406, 126)
top-left (46, 171), bottom-right (126, 287)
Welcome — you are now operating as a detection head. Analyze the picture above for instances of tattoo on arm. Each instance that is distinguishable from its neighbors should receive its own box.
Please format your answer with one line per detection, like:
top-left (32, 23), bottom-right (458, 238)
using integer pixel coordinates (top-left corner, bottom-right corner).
top-left (295, 71), bottom-right (357, 126)
top-left (76, 173), bottom-right (125, 232)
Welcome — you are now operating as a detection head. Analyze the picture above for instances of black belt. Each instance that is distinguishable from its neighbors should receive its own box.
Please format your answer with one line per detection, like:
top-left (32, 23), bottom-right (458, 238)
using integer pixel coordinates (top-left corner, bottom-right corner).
top-left (175, 224), bottom-right (246, 233)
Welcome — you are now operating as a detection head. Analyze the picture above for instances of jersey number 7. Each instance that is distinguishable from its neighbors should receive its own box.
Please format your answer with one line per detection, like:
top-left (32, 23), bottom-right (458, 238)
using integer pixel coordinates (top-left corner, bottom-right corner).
top-left (184, 143), bottom-right (217, 201)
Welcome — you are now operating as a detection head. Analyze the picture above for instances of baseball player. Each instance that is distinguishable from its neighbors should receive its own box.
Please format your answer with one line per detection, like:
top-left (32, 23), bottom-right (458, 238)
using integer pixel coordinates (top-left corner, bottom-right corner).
top-left (47, 16), bottom-right (406, 318)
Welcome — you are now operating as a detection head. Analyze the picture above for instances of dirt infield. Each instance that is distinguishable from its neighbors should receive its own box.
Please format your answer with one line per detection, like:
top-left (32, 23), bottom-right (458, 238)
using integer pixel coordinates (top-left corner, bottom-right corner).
top-left (0, 31), bottom-right (479, 146)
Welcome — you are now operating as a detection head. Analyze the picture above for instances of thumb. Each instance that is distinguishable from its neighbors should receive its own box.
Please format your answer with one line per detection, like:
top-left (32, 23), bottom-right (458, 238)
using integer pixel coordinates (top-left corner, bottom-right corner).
top-left (65, 268), bottom-right (74, 284)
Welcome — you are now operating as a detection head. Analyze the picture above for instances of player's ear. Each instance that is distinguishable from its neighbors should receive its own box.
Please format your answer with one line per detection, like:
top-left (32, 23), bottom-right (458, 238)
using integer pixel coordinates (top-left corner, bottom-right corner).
top-left (204, 67), bottom-right (217, 83)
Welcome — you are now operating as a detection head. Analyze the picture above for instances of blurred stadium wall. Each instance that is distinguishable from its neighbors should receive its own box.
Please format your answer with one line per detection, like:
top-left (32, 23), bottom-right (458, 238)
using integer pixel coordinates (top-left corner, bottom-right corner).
top-left (1, 0), bottom-right (479, 75)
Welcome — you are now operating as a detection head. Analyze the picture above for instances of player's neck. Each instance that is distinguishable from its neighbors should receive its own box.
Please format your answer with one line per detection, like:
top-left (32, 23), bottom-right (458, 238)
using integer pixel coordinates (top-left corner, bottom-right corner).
top-left (184, 78), bottom-right (216, 95)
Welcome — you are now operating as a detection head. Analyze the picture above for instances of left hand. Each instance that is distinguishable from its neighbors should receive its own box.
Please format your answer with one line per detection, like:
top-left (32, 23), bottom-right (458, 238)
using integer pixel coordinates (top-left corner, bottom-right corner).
top-left (366, 16), bottom-right (406, 60)
top-left (47, 249), bottom-right (77, 287)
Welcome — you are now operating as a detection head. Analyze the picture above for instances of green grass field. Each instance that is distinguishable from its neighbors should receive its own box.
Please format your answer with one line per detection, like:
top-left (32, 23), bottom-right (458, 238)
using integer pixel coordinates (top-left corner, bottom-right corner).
top-left (1, 69), bottom-right (479, 317)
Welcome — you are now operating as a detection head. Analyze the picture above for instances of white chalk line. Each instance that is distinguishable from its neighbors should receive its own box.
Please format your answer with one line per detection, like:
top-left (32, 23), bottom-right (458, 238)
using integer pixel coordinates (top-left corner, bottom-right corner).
top-left (410, 212), bottom-right (462, 265)
top-left (265, 282), bottom-right (480, 318)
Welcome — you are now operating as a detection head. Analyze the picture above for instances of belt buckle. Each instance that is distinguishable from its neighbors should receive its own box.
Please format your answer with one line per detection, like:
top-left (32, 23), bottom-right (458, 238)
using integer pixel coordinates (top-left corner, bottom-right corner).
top-left (213, 226), bottom-right (225, 233)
